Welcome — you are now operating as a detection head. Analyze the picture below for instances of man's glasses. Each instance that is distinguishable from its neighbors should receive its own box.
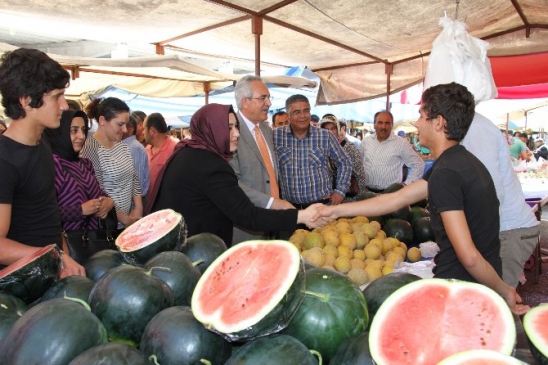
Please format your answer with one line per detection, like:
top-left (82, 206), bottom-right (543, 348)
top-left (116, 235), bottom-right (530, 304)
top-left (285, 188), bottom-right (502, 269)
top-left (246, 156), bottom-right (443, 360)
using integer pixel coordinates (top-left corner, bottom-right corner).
top-left (249, 95), bottom-right (273, 102)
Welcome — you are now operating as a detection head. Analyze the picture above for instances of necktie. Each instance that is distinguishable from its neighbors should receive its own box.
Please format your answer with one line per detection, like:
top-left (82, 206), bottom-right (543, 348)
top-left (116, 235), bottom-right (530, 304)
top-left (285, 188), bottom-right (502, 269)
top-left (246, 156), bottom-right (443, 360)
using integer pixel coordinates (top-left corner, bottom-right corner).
top-left (254, 125), bottom-right (279, 199)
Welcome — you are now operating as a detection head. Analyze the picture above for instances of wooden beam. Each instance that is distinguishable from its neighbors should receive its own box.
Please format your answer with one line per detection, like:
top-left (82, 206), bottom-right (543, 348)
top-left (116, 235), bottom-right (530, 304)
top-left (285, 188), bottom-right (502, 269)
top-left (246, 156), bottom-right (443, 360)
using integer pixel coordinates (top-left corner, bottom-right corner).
top-left (158, 15), bottom-right (250, 45)
top-left (74, 67), bottom-right (230, 83)
top-left (313, 60), bottom-right (380, 72)
top-left (258, 0), bottom-right (299, 16)
top-left (252, 15), bottom-right (263, 76)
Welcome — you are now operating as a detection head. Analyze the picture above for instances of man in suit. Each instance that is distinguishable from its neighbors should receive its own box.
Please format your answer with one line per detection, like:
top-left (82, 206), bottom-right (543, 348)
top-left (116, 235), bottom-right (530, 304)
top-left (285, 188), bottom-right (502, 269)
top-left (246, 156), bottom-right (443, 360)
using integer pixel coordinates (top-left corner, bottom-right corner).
top-left (229, 75), bottom-right (295, 245)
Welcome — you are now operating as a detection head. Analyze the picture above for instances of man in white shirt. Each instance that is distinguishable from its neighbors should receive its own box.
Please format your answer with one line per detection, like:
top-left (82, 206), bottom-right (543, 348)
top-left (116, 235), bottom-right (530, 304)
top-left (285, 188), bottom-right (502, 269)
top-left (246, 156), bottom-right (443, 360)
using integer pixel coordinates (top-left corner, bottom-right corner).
top-left (361, 111), bottom-right (424, 192)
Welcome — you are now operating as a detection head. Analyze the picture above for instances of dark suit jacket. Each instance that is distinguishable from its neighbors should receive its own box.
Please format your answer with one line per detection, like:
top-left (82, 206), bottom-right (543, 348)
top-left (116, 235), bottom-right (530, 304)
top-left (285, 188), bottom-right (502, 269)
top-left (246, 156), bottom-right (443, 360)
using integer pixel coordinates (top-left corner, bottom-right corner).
top-left (151, 148), bottom-right (296, 246)
top-left (229, 113), bottom-right (280, 244)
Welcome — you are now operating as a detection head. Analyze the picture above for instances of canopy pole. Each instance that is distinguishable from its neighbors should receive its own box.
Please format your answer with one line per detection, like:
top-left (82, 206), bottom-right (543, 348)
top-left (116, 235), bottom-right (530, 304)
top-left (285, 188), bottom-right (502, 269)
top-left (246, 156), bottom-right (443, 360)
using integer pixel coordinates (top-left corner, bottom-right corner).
top-left (252, 15), bottom-right (263, 76)
top-left (204, 82), bottom-right (211, 105)
top-left (385, 64), bottom-right (393, 111)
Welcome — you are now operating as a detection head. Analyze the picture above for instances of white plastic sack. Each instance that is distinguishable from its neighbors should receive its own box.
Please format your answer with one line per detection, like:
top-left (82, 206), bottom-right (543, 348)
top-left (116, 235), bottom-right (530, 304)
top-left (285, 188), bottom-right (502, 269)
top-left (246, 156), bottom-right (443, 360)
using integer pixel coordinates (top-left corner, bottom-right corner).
top-left (424, 17), bottom-right (498, 103)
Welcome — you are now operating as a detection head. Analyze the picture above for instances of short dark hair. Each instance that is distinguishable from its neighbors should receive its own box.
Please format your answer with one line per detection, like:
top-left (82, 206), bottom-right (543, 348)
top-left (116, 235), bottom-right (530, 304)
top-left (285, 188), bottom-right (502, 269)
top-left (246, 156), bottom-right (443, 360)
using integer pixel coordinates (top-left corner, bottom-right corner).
top-left (0, 48), bottom-right (70, 120)
top-left (272, 111), bottom-right (287, 124)
top-left (66, 99), bottom-right (82, 111)
top-left (285, 94), bottom-right (309, 111)
top-left (146, 112), bottom-right (168, 134)
top-left (85, 97), bottom-right (130, 122)
top-left (373, 110), bottom-right (394, 124)
top-left (421, 82), bottom-right (475, 142)
top-left (126, 114), bottom-right (139, 135)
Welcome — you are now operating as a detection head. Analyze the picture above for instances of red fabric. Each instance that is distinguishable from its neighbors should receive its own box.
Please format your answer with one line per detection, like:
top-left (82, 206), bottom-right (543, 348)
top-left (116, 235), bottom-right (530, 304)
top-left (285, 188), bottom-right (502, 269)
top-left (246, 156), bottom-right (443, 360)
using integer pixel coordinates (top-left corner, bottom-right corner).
top-left (491, 52), bottom-right (548, 88)
top-left (497, 83), bottom-right (548, 99)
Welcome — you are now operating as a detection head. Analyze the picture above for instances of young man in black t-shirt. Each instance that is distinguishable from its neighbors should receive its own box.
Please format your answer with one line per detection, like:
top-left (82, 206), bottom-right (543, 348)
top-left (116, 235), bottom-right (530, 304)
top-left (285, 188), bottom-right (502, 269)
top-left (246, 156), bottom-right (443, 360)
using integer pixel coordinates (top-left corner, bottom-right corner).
top-left (0, 48), bottom-right (84, 276)
top-left (314, 83), bottom-right (528, 316)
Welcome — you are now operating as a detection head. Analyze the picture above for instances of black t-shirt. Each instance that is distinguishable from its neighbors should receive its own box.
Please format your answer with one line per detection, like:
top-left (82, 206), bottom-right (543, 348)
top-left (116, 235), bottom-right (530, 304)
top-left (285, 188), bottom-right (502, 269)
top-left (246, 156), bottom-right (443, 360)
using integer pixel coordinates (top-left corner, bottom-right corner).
top-left (423, 145), bottom-right (502, 282)
top-left (0, 135), bottom-right (62, 265)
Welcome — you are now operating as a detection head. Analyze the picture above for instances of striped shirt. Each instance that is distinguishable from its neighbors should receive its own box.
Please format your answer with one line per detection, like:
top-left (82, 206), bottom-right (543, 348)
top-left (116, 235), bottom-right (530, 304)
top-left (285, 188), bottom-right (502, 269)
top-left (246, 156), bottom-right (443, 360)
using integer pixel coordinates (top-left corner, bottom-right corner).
top-left (53, 155), bottom-right (106, 231)
top-left (360, 133), bottom-right (424, 190)
top-left (123, 135), bottom-right (150, 197)
top-left (273, 126), bottom-right (351, 204)
top-left (81, 136), bottom-right (141, 216)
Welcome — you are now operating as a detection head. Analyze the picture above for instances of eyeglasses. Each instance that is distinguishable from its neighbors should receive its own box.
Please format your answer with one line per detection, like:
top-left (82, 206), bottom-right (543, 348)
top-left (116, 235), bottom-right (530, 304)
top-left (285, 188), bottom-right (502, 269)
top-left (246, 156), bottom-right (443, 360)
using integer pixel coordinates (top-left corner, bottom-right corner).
top-left (290, 108), bottom-right (311, 117)
top-left (249, 95), bottom-right (273, 102)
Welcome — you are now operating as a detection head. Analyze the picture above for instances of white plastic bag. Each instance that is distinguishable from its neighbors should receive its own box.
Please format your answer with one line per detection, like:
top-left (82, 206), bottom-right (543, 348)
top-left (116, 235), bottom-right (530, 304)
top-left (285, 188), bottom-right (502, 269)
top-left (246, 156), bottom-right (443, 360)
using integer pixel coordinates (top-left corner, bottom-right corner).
top-left (424, 17), bottom-right (498, 103)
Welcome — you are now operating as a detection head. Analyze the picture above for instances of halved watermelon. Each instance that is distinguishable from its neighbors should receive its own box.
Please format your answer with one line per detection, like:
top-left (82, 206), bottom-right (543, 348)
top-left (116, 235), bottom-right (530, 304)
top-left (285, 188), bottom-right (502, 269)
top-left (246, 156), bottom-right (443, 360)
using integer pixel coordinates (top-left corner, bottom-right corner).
top-left (369, 278), bottom-right (516, 365)
top-left (437, 349), bottom-right (527, 364)
top-left (115, 209), bottom-right (187, 265)
top-left (191, 240), bottom-right (305, 341)
top-left (523, 303), bottom-right (548, 364)
top-left (0, 244), bottom-right (61, 303)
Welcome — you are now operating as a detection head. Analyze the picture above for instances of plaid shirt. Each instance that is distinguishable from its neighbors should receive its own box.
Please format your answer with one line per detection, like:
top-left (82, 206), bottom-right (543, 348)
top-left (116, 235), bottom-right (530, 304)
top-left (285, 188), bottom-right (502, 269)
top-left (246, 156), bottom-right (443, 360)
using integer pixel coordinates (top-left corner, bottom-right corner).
top-left (273, 126), bottom-right (351, 204)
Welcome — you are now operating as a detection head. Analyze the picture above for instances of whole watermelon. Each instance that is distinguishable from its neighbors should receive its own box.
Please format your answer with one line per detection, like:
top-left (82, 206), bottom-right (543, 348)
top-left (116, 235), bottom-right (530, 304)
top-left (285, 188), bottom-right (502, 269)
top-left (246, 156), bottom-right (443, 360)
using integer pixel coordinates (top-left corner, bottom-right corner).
top-left (38, 275), bottom-right (94, 304)
top-left (225, 334), bottom-right (318, 365)
top-left (283, 268), bottom-right (369, 363)
top-left (85, 250), bottom-right (126, 282)
top-left (140, 306), bottom-right (232, 365)
top-left (181, 232), bottom-right (227, 274)
top-left (68, 342), bottom-right (150, 365)
top-left (384, 218), bottom-right (414, 246)
top-left (0, 293), bottom-right (28, 345)
top-left (0, 298), bottom-right (107, 364)
top-left (330, 331), bottom-right (374, 365)
top-left (89, 265), bottom-right (174, 344)
top-left (144, 251), bottom-right (201, 306)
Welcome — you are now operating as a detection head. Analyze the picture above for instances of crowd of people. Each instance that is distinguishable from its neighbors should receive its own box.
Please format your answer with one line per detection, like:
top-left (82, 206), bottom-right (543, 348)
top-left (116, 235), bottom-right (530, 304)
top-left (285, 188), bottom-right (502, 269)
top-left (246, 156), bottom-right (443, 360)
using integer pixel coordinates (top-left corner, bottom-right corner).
top-left (0, 47), bottom-right (539, 315)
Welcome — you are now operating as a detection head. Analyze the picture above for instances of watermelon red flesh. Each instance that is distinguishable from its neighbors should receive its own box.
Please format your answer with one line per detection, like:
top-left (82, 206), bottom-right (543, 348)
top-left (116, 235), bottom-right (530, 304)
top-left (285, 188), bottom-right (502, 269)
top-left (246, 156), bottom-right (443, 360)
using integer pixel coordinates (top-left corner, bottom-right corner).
top-left (115, 209), bottom-right (183, 251)
top-left (115, 209), bottom-right (187, 266)
top-left (192, 240), bottom-right (303, 337)
top-left (523, 303), bottom-right (548, 364)
top-left (369, 279), bottom-right (516, 365)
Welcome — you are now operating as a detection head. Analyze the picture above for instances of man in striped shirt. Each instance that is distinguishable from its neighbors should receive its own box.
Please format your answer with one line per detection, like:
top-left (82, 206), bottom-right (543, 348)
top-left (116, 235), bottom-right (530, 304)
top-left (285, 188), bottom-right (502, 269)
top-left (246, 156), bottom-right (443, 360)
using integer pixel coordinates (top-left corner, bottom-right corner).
top-left (273, 95), bottom-right (352, 209)
top-left (361, 111), bottom-right (424, 192)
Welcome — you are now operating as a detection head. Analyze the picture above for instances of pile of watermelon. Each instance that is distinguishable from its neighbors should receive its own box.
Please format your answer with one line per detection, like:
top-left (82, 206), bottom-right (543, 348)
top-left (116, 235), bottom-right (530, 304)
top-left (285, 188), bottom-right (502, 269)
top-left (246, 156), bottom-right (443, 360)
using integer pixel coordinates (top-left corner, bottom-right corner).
top-left (0, 207), bottom-right (543, 364)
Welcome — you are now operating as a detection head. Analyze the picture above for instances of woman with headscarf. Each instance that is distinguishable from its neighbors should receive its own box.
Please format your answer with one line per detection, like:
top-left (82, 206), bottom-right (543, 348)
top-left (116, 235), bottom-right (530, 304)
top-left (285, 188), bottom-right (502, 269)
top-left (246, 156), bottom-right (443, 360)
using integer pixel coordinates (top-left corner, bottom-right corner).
top-left (43, 109), bottom-right (115, 231)
top-left (146, 103), bottom-right (325, 246)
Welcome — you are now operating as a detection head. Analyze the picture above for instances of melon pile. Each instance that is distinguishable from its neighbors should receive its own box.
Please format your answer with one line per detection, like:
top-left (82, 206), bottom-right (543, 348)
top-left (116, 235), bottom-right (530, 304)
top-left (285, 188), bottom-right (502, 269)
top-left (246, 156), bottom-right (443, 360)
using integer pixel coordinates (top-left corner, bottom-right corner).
top-left (289, 216), bottom-right (423, 286)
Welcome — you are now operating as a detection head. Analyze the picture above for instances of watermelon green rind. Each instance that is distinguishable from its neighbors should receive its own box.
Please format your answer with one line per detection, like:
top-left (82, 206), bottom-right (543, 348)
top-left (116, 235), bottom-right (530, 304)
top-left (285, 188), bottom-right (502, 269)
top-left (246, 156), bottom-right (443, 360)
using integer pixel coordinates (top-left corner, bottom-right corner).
top-left (85, 250), bottom-right (126, 282)
top-left (89, 265), bottom-right (175, 344)
top-left (523, 303), bottom-right (548, 364)
top-left (68, 342), bottom-right (150, 365)
top-left (140, 306), bottom-right (232, 365)
top-left (437, 349), bottom-right (527, 364)
top-left (0, 298), bottom-right (108, 364)
top-left (115, 209), bottom-right (187, 266)
top-left (191, 240), bottom-right (305, 341)
top-left (225, 334), bottom-right (318, 365)
top-left (181, 232), bottom-right (227, 274)
top-left (283, 267), bottom-right (369, 363)
top-left (38, 275), bottom-right (94, 304)
top-left (0, 244), bottom-right (62, 303)
top-left (369, 278), bottom-right (517, 365)
top-left (144, 251), bottom-right (201, 306)
top-left (329, 331), bottom-right (375, 365)
top-left (362, 272), bottom-right (421, 326)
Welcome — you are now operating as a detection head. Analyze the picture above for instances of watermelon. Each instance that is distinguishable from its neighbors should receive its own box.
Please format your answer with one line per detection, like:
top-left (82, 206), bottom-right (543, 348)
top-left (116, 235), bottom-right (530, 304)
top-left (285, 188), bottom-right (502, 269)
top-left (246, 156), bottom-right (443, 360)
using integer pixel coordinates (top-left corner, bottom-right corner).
top-left (283, 267), bottom-right (369, 363)
top-left (0, 298), bottom-right (108, 364)
top-left (144, 251), bottom-right (201, 306)
top-left (410, 206), bottom-right (430, 224)
top-left (191, 240), bottom-right (305, 341)
top-left (523, 303), bottom-right (548, 364)
top-left (387, 205), bottom-right (412, 221)
top-left (0, 244), bottom-right (62, 303)
top-left (68, 342), bottom-right (150, 365)
top-left (369, 278), bottom-right (516, 365)
top-left (412, 216), bottom-right (435, 245)
top-left (225, 334), bottom-right (320, 365)
top-left (437, 349), bottom-right (527, 364)
top-left (85, 250), bottom-right (126, 282)
top-left (38, 275), bottom-right (94, 304)
top-left (181, 232), bottom-right (227, 274)
top-left (140, 306), bottom-right (232, 365)
top-left (383, 218), bottom-right (414, 246)
top-left (362, 272), bottom-right (421, 326)
top-left (0, 294), bottom-right (28, 345)
top-left (115, 209), bottom-right (187, 266)
top-left (383, 182), bottom-right (405, 193)
top-left (88, 265), bottom-right (174, 344)
top-left (330, 331), bottom-right (374, 365)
